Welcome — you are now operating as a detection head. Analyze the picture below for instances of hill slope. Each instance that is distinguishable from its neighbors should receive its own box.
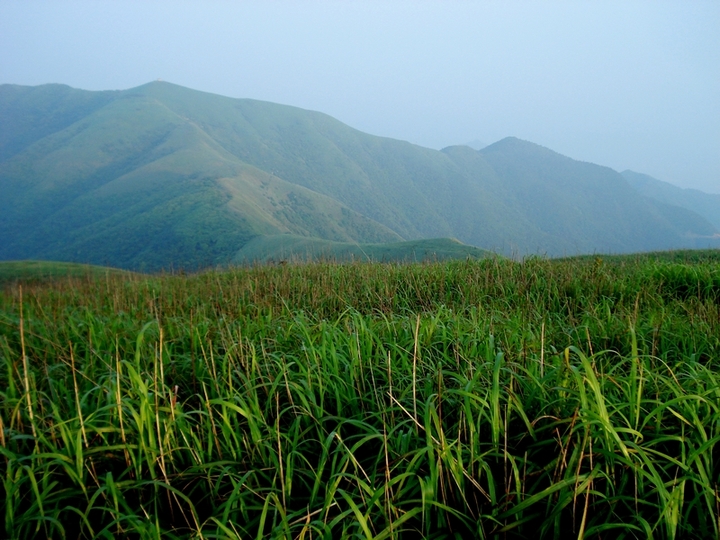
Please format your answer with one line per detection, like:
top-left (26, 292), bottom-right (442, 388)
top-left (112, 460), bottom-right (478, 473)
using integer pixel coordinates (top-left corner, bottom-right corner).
top-left (0, 83), bottom-right (400, 270)
top-left (233, 236), bottom-right (493, 264)
top-left (1, 81), bottom-right (717, 270)
top-left (622, 170), bottom-right (720, 230)
top-left (474, 138), bottom-right (718, 255)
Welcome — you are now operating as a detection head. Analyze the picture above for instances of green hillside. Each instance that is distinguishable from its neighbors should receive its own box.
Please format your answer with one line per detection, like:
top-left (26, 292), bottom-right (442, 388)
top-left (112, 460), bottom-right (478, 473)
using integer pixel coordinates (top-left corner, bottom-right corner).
top-left (477, 138), bottom-right (719, 254)
top-left (623, 169), bottom-right (720, 230)
top-left (233, 235), bottom-right (493, 264)
top-left (0, 83), bottom-right (118, 162)
top-left (0, 83), bottom-right (399, 270)
top-left (1, 81), bottom-right (718, 270)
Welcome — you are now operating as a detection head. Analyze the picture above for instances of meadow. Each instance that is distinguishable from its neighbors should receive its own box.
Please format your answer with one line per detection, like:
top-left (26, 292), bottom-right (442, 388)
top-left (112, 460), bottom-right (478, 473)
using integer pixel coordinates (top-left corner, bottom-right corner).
top-left (1, 251), bottom-right (720, 539)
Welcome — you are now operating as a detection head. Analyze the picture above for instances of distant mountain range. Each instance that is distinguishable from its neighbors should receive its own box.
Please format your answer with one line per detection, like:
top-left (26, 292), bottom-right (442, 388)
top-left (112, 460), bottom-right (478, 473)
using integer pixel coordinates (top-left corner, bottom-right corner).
top-left (1, 81), bottom-right (717, 270)
top-left (621, 170), bottom-right (720, 230)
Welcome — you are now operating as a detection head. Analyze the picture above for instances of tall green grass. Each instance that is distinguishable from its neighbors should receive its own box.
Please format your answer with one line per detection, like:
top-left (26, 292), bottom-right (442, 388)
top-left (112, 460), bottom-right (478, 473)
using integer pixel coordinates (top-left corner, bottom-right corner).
top-left (1, 254), bottom-right (719, 538)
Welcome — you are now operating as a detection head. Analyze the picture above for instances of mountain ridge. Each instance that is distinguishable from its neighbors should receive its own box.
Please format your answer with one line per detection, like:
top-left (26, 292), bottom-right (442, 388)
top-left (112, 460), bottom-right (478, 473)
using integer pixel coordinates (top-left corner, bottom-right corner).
top-left (1, 81), bottom-right (717, 270)
top-left (622, 170), bottom-right (720, 230)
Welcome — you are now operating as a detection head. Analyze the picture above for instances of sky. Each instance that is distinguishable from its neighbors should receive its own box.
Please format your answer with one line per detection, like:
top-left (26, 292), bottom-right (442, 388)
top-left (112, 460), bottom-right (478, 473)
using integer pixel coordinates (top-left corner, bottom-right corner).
top-left (1, 1), bottom-right (719, 193)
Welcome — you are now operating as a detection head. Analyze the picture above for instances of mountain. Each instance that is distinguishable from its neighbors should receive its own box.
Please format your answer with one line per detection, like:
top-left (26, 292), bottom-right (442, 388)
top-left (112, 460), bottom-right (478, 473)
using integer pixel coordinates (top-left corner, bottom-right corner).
top-left (0, 82), bottom-right (402, 270)
top-left (622, 170), bottom-right (720, 230)
top-left (1, 81), bottom-right (717, 270)
top-left (472, 139), bottom-right (718, 255)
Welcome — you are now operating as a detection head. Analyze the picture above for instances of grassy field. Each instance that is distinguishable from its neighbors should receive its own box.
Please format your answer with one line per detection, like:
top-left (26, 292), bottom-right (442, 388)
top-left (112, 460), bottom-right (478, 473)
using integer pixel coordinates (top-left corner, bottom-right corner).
top-left (1, 251), bottom-right (719, 538)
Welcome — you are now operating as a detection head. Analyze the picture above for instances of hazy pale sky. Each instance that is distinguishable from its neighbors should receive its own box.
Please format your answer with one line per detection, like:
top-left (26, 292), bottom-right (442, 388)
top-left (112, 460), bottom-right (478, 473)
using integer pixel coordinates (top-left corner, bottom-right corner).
top-left (1, 1), bottom-right (718, 193)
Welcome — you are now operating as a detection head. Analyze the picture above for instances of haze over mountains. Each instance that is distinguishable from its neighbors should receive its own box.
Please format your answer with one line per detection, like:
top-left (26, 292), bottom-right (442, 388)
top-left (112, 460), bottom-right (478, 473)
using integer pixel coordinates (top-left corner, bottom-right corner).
top-left (621, 170), bottom-right (720, 231)
top-left (1, 81), bottom-right (717, 271)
